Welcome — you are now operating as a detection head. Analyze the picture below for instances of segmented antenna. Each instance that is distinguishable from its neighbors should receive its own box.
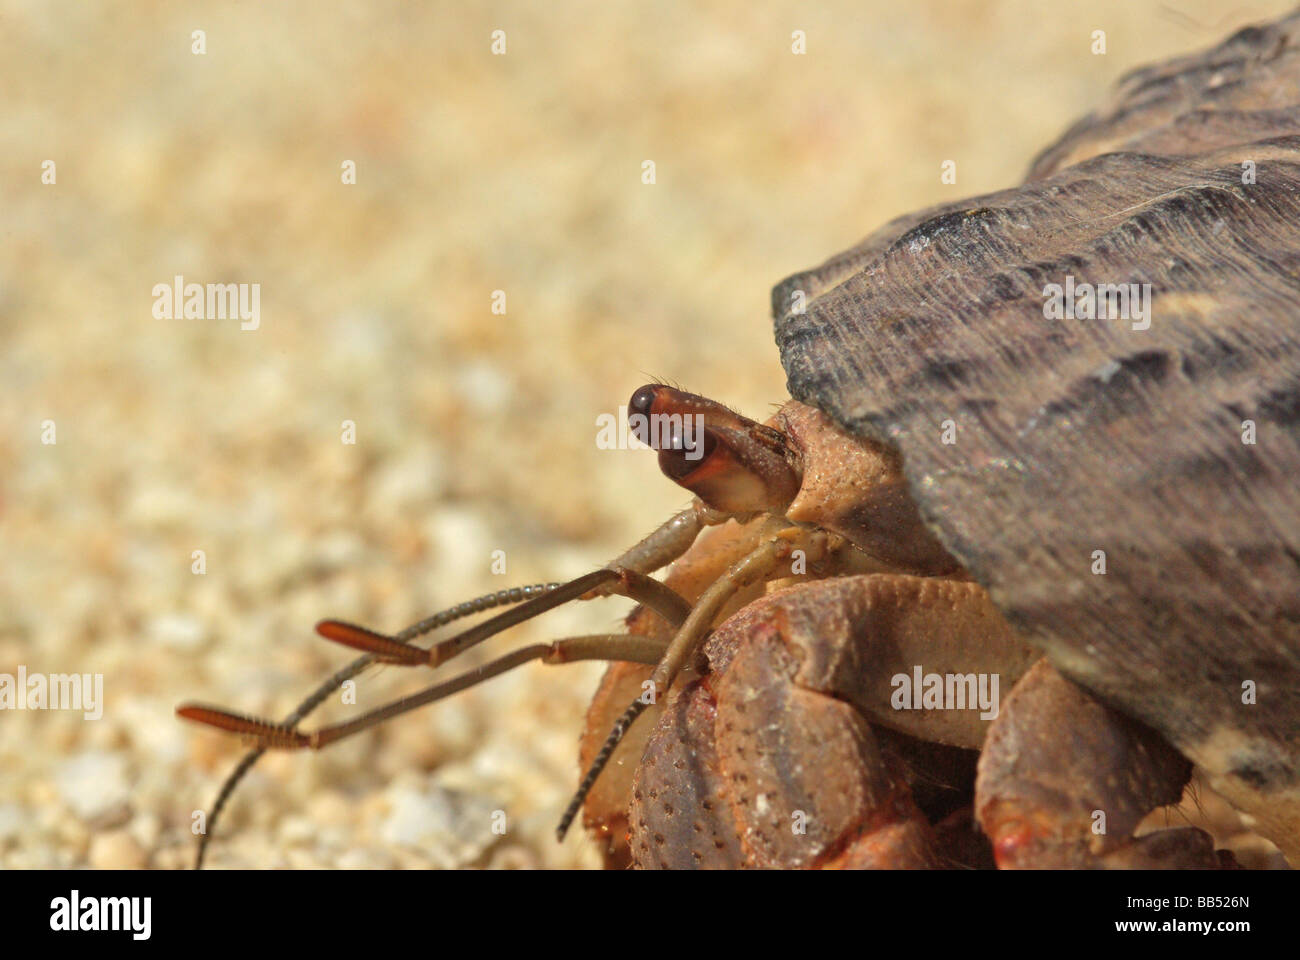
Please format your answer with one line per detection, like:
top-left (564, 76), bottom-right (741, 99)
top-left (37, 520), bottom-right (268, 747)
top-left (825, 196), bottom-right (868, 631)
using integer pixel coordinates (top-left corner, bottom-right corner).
top-left (194, 582), bottom-right (560, 869)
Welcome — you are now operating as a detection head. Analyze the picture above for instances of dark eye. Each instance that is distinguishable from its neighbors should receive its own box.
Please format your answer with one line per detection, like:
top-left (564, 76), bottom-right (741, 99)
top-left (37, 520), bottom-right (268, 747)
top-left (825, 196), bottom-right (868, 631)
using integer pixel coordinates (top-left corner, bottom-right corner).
top-left (629, 384), bottom-right (658, 420)
top-left (628, 384), bottom-right (661, 447)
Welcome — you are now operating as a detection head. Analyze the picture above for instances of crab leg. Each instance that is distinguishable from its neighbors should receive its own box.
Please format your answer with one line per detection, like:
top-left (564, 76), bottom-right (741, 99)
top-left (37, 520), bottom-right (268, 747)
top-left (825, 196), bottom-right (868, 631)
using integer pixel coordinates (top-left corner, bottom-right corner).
top-left (975, 659), bottom-right (1226, 868)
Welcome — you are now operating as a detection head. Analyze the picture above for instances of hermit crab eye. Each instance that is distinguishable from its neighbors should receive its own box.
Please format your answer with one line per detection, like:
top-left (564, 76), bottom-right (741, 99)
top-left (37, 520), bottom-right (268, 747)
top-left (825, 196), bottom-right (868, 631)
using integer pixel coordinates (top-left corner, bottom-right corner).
top-left (629, 384), bottom-right (658, 422)
top-left (628, 384), bottom-right (801, 515)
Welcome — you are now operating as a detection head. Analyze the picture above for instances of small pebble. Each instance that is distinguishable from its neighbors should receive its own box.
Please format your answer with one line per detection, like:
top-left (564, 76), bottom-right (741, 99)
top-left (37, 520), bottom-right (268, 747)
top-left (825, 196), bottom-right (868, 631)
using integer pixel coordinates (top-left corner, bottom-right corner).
top-left (146, 613), bottom-right (208, 650)
top-left (89, 830), bottom-right (148, 870)
top-left (54, 752), bottom-right (131, 821)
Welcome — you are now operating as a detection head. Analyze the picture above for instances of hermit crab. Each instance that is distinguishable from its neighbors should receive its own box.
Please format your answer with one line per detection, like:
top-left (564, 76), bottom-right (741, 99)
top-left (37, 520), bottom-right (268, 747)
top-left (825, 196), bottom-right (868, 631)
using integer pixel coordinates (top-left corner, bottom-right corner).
top-left (179, 11), bottom-right (1300, 868)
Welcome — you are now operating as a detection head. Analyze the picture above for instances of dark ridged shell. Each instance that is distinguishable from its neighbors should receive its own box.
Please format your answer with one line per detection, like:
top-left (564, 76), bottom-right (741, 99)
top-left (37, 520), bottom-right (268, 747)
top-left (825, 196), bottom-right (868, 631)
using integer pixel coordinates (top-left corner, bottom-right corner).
top-left (773, 12), bottom-right (1300, 808)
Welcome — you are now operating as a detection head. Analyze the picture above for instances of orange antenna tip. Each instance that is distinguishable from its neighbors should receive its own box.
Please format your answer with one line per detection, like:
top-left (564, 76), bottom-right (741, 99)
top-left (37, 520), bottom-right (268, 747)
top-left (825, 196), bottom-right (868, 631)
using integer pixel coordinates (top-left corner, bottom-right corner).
top-left (315, 620), bottom-right (427, 665)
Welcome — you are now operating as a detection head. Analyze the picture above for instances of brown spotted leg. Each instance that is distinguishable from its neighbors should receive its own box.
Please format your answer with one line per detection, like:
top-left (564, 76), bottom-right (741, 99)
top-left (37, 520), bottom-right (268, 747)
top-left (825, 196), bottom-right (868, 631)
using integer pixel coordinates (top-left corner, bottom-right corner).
top-left (619, 573), bottom-right (1040, 868)
top-left (631, 646), bottom-right (940, 869)
top-left (975, 658), bottom-right (1226, 868)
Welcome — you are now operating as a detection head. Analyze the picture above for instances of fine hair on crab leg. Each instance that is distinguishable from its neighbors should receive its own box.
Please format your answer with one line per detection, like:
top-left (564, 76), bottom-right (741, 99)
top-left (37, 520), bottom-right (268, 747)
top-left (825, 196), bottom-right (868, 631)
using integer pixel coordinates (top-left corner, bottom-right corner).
top-left (185, 581), bottom-right (566, 868)
top-left (556, 521), bottom-right (825, 840)
top-left (179, 632), bottom-right (674, 751)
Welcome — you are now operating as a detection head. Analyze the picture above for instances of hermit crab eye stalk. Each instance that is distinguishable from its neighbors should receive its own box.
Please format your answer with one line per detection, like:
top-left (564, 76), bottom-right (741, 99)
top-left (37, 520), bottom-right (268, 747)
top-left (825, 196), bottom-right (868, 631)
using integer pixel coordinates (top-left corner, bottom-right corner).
top-left (628, 384), bottom-right (801, 515)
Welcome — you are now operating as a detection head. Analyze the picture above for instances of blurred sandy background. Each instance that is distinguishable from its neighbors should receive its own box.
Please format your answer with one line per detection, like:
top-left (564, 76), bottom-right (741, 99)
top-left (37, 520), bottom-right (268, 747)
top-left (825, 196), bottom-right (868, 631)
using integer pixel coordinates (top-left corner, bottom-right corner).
top-left (2, 0), bottom-right (1294, 869)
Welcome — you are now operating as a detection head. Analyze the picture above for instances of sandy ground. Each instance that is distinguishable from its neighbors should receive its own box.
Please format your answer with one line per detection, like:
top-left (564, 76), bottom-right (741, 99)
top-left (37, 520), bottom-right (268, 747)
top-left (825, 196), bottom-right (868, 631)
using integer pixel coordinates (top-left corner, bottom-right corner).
top-left (2, 0), bottom-right (1293, 869)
